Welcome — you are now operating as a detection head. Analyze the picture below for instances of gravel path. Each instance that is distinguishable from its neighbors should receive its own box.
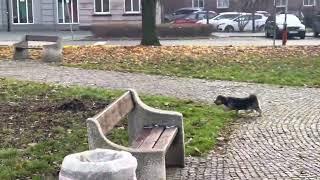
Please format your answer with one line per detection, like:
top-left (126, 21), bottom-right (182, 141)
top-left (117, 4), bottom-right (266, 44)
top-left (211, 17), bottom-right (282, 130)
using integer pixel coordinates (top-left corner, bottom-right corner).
top-left (1, 60), bottom-right (320, 179)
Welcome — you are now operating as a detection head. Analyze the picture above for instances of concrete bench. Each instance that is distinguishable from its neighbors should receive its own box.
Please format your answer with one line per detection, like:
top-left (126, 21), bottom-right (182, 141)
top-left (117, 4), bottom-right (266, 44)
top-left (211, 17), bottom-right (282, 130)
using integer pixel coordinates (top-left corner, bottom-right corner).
top-left (13, 35), bottom-right (62, 63)
top-left (87, 89), bottom-right (185, 180)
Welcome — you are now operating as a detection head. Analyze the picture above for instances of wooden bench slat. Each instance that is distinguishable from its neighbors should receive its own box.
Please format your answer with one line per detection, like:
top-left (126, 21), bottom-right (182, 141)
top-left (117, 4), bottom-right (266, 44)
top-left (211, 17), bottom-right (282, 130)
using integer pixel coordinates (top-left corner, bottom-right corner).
top-left (130, 128), bottom-right (152, 148)
top-left (94, 91), bottom-right (134, 134)
top-left (138, 127), bottom-right (165, 149)
top-left (153, 127), bottom-right (178, 151)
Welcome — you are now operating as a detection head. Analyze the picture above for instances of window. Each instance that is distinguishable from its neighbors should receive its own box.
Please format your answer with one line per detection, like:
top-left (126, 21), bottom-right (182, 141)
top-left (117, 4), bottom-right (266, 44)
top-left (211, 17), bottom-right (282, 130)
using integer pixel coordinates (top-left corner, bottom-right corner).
top-left (235, 15), bottom-right (250, 22)
top-left (254, 15), bottom-right (262, 20)
top-left (276, 0), bottom-right (287, 7)
top-left (57, 0), bottom-right (79, 23)
top-left (196, 12), bottom-right (216, 20)
top-left (12, 0), bottom-right (34, 24)
top-left (303, 0), bottom-right (316, 6)
top-left (192, 0), bottom-right (204, 8)
top-left (125, 0), bottom-right (140, 13)
top-left (95, 0), bottom-right (110, 13)
top-left (217, 0), bottom-right (229, 9)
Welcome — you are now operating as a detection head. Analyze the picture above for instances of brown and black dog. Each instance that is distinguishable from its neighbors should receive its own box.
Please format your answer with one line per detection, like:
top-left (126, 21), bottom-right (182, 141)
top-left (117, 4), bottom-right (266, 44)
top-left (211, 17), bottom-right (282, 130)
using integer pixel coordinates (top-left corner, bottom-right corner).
top-left (214, 94), bottom-right (262, 117)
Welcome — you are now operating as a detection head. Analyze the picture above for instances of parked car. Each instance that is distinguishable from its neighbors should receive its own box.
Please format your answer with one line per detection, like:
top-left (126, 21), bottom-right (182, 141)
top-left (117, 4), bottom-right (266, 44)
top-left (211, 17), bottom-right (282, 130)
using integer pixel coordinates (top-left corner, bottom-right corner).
top-left (265, 14), bottom-right (306, 39)
top-left (216, 13), bottom-right (268, 32)
top-left (197, 12), bottom-right (245, 28)
top-left (256, 11), bottom-right (271, 17)
top-left (164, 7), bottom-right (203, 23)
top-left (173, 11), bottom-right (217, 24)
top-left (312, 14), bottom-right (320, 37)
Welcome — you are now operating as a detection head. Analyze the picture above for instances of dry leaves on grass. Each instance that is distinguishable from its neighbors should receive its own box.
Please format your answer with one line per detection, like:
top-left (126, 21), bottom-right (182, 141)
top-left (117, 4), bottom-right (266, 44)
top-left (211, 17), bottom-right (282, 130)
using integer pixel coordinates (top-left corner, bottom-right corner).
top-left (61, 45), bottom-right (320, 66)
top-left (1, 45), bottom-right (320, 65)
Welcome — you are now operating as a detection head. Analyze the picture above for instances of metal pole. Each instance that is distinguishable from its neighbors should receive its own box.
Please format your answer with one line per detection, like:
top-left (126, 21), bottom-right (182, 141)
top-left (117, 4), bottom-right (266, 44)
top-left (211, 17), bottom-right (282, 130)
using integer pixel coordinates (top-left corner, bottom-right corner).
top-left (282, 0), bottom-right (288, 46)
top-left (252, 11), bottom-right (255, 33)
top-left (66, 0), bottom-right (74, 40)
top-left (206, 10), bottom-right (209, 24)
top-left (273, 0), bottom-right (276, 47)
top-left (6, 0), bottom-right (10, 32)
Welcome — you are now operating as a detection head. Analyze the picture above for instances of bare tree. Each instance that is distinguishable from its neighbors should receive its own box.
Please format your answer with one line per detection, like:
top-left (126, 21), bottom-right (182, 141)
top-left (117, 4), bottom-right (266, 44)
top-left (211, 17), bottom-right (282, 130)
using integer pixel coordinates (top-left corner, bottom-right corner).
top-left (236, 0), bottom-right (271, 32)
top-left (237, 15), bottom-right (250, 32)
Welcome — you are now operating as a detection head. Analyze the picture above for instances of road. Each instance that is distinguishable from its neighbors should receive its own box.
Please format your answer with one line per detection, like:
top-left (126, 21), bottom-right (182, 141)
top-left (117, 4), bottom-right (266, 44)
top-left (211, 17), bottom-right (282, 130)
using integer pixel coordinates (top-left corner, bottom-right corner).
top-left (0, 31), bottom-right (318, 46)
top-left (66, 37), bottom-right (320, 46)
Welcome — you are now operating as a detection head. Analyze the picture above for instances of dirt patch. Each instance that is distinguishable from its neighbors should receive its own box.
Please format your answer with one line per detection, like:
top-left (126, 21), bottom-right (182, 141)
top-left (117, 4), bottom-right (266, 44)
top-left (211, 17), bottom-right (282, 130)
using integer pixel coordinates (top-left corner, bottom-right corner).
top-left (57, 99), bottom-right (86, 112)
top-left (0, 99), bottom-right (109, 149)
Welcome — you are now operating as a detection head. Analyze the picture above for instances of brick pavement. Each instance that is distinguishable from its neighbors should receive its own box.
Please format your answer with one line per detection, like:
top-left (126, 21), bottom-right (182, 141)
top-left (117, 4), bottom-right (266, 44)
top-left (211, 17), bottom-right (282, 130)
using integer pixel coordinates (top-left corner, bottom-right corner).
top-left (1, 61), bottom-right (320, 179)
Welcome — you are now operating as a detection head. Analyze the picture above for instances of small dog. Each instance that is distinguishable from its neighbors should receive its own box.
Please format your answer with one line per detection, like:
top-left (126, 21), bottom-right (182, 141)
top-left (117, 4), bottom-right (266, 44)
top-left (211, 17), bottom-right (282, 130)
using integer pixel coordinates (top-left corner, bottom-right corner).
top-left (214, 94), bottom-right (262, 117)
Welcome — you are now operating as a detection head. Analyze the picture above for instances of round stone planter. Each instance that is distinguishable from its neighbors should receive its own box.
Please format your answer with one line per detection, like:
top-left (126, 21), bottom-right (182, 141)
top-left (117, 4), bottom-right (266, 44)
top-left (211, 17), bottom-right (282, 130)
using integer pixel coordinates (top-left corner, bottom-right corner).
top-left (59, 149), bottom-right (137, 180)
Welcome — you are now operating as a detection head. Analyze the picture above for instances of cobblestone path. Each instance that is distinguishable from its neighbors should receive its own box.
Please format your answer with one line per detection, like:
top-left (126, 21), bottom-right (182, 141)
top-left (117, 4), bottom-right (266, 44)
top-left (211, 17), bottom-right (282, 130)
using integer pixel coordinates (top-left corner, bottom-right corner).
top-left (1, 61), bottom-right (320, 179)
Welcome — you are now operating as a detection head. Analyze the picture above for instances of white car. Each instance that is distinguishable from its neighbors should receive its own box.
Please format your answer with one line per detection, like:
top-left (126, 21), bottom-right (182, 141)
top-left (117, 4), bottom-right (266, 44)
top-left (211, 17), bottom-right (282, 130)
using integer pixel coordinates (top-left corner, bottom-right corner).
top-left (197, 12), bottom-right (245, 28)
top-left (217, 13), bottom-right (268, 32)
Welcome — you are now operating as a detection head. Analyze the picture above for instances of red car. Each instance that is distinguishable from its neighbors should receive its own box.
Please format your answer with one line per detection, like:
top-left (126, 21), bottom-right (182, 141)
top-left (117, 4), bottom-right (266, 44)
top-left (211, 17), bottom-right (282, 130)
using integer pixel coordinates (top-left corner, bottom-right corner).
top-left (173, 11), bottom-right (217, 24)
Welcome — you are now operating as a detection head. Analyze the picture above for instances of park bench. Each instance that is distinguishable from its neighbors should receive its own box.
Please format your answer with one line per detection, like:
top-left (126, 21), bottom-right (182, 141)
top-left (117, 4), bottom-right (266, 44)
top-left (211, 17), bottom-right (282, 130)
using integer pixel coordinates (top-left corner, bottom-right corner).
top-left (87, 89), bottom-right (185, 180)
top-left (13, 35), bottom-right (62, 62)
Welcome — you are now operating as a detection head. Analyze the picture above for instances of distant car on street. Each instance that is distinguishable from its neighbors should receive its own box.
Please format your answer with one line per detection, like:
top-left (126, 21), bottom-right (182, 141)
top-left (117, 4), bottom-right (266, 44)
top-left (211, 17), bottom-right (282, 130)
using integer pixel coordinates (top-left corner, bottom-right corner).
top-left (265, 14), bottom-right (306, 39)
top-left (256, 11), bottom-right (271, 17)
top-left (173, 11), bottom-right (217, 24)
top-left (197, 12), bottom-right (245, 28)
top-left (216, 13), bottom-right (268, 32)
top-left (164, 7), bottom-right (203, 23)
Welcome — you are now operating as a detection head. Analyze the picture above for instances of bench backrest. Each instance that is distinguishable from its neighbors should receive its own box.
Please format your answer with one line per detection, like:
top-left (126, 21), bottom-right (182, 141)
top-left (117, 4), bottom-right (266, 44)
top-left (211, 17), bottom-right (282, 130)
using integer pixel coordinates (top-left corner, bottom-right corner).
top-left (93, 91), bottom-right (134, 135)
top-left (25, 35), bottom-right (60, 42)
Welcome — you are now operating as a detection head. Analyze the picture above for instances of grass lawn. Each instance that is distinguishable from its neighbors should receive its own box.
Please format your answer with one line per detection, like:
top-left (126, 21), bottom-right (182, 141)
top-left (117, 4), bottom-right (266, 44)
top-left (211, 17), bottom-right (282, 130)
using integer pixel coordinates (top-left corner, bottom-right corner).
top-left (1, 46), bottom-right (320, 87)
top-left (0, 78), bottom-right (235, 179)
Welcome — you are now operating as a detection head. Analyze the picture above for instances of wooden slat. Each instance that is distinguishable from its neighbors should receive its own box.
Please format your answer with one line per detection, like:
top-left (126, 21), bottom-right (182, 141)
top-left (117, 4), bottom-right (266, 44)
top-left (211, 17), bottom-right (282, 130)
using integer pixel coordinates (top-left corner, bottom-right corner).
top-left (26, 35), bottom-right (59, 42)
top-left (94, 91), bottom-right (134, 134)
top-left (130, 128), bottom-right (152, 148)
top-left (153, 127), bottom-right (178, 151)
top-left (137, 127), bottom-right (165, 149)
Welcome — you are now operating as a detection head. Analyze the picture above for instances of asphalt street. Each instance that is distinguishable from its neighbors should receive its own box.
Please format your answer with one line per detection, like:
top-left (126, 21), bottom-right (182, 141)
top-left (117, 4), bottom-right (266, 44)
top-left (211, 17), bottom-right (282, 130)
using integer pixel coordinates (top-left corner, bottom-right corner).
top-left (66, 36), bottom-right (320, 46)
top-left (0, 31), bottom-right (318, 46)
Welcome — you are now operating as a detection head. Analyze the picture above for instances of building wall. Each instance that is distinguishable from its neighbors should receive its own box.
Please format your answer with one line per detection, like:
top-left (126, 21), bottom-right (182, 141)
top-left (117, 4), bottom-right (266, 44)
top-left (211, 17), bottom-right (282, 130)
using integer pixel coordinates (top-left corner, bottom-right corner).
top-left (0, 1), bottom-right (8, 31)
top-left (79, 0), bottom-right (143, 26)
top-left (9, 0), bottom-right (76, 31)
top-left (4, 0), bottom-right (162, 31)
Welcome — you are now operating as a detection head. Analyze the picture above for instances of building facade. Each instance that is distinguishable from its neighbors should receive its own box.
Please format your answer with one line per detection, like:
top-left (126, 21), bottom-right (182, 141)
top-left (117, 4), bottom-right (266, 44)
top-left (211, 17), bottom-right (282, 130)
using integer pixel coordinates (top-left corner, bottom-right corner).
top-left (0, 0), bottom-right (161, 31)
top-left (0, 0), bottom-right (319, 31)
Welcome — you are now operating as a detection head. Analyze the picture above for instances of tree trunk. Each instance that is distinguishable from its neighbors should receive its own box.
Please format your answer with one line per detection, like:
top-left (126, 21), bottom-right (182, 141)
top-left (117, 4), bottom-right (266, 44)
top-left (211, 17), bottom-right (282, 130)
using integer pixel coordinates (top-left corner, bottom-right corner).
top-left (140, 0), bottom-right (161, 46)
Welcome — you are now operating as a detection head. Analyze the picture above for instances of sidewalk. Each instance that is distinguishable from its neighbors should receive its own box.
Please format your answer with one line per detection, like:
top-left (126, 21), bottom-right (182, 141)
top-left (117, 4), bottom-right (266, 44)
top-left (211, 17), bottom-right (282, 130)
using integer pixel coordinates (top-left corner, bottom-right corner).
top-left (212, 32), bottom-right (314, 38)
top-left (1, 60), bottom-right (320, 179)
top-left (0, 30), bottom-right (91, 41)
top-left (0, 31), bottom-right (318, 47)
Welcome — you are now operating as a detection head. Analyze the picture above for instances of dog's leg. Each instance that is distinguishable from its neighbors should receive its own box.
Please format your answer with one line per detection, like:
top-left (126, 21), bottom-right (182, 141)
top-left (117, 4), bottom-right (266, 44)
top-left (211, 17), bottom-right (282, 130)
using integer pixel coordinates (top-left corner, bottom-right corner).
top-left (247, 109), bottom-right (254, 114)
top-left (255, 108), bottom-right (262, 117)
